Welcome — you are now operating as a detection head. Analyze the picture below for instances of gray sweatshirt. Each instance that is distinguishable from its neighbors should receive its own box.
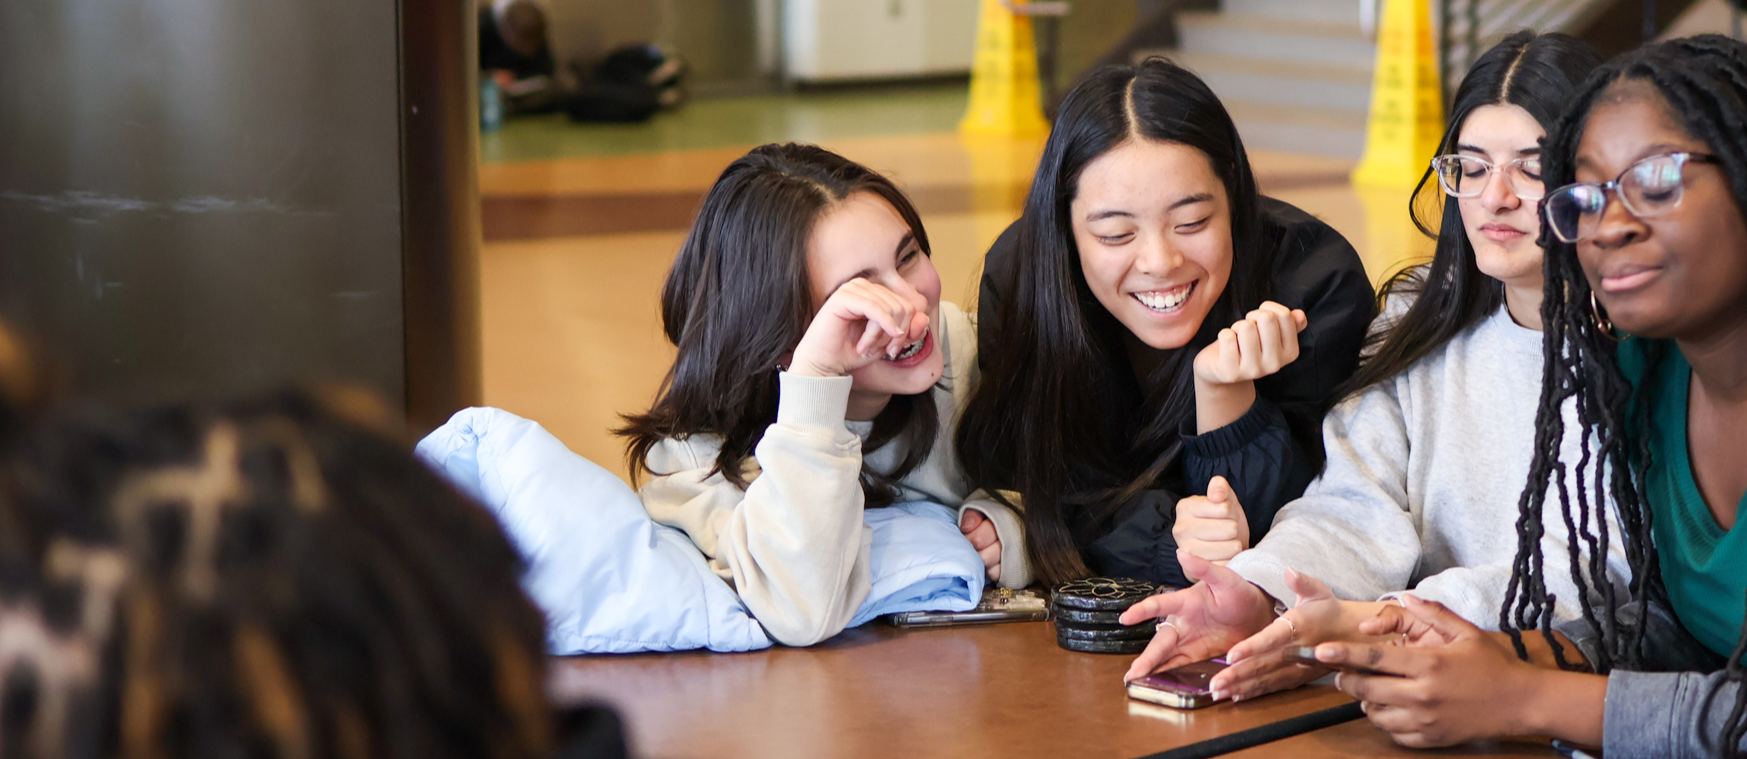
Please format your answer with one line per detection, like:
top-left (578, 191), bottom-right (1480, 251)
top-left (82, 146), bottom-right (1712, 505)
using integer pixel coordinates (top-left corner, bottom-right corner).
top-left (1226, 302), bottom-right (1631, 628)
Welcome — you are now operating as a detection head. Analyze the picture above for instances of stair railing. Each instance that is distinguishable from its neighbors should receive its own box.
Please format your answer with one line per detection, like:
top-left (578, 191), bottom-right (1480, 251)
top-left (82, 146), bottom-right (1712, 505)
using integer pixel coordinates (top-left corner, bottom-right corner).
top-left (1434, 0), bottom-right (1655, 100)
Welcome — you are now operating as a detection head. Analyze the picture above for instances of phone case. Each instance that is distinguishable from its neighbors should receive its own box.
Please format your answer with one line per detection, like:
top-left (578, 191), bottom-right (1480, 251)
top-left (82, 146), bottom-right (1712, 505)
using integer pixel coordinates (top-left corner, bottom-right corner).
top-left (1126, 658), bottom-right (1230, 710)
top-left (885, 588), bottom-right (1050, 627)
top-left (1281, 645), bottom-right (1390, 676)
top-left (1125, 680), bottom-right (1217, 710)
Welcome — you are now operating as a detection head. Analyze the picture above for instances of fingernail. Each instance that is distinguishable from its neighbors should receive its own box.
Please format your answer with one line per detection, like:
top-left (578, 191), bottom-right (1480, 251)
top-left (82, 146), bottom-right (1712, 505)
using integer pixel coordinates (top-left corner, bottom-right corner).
top-left (1212, 690), bottom-right (1227, 701)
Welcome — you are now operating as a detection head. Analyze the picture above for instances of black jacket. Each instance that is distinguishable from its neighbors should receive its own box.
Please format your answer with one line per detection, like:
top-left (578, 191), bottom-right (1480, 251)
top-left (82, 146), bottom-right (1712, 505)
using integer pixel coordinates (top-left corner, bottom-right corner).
top-left (978, 197), bottom-right (1374, 586)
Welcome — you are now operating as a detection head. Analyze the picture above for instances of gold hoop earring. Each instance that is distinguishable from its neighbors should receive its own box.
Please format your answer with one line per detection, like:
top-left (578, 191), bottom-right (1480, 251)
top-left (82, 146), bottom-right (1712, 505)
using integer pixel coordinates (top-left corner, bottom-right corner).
top-left (1590, 291), bottom-right (1623, 342)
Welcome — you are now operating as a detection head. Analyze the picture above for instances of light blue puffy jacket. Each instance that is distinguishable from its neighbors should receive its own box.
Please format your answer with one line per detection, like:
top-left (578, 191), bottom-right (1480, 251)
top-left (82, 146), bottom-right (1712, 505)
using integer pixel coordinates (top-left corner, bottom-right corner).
top-left (416, 407), bottom-right (984, 654)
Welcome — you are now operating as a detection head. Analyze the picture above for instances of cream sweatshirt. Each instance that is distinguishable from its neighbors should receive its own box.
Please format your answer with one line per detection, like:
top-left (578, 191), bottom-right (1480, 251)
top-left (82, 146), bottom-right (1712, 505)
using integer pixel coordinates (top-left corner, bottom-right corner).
top-left (1227, 300), bottom-right (1632, 628)
top-left (637, 301), bottom-right (1029, 646)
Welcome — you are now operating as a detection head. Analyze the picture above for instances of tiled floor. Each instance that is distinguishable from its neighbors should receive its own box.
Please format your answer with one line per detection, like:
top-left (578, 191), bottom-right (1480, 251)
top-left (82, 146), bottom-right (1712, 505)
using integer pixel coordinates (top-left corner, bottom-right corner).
top-left (478, 86), bottom-right (1434, 481)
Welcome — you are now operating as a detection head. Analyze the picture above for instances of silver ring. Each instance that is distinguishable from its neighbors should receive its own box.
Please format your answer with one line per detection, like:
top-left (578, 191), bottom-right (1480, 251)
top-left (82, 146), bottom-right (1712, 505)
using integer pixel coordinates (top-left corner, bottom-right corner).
top-left (1275, 614), bottom-right (1299, 638)
top-left (1155, 619), bottom-right (1181, 635)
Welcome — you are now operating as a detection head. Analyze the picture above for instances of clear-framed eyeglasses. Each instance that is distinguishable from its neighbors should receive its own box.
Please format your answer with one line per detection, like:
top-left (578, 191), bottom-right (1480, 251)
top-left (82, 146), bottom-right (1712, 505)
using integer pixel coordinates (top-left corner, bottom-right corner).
top-left (1542, 151), bottom-right (1721, 243)
top-left (1430, 154), bottom-right (1545, 200)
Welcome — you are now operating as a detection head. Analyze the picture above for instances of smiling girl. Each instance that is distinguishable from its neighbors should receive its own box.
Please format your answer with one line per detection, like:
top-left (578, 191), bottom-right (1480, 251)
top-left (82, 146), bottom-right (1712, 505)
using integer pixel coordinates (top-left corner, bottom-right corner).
top-left (618, 143), bottom-right (1026, 647)
top-left (1308, 36), bottom-right (1747, 755)
top-left (1116, 33), bottom-right (1628, 697)
top-left (957, 59), bottom-right (1374, 587)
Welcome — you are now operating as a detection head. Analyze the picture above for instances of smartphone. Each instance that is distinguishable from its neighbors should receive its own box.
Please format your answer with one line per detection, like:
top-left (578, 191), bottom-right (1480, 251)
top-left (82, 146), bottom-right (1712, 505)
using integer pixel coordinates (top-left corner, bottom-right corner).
top-left (1125, 658), bottom-right (1229, 710)
top-left (885, 588), bottom-right (1050, 627)
top-left (1281, 645), bottom-right (1391, 676)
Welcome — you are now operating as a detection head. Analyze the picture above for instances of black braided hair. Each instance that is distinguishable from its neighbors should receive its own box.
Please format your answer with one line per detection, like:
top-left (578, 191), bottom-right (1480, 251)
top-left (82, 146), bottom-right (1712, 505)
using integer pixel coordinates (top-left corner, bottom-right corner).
top-left (1505, 34), bottom-right (1747, 755)
top-left (0, 389), bottom-right (555, 759)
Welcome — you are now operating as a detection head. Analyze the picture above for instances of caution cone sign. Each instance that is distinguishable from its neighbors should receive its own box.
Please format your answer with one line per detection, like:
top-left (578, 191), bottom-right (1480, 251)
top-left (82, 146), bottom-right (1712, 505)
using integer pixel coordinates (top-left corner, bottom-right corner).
top-left (959, 0), bottom-right (1051, 139)
top-left (1351, 0), bottom-right (1443, 188)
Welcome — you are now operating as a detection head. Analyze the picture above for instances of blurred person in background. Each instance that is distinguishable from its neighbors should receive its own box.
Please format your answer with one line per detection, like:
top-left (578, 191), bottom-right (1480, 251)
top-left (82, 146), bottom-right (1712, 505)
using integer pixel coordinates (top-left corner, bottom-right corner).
top-left (479, 0), bottom-right (685, 123)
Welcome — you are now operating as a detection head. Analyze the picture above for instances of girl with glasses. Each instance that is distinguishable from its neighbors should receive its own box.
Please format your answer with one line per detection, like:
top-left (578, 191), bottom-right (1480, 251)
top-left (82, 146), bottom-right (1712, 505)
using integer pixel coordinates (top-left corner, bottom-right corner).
top-left (1310, 35), bottom-right (1747, 755)
top-left (1119, 32), bottom-right (1626, 698)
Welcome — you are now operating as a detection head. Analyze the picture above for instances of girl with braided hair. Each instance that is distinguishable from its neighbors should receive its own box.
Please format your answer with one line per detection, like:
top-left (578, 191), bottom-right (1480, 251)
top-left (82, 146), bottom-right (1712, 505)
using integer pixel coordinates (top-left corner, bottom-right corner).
top-left (1304, 35), bottom-right (1747, 756)
top-left (0, 390), bottom-right (623, 759)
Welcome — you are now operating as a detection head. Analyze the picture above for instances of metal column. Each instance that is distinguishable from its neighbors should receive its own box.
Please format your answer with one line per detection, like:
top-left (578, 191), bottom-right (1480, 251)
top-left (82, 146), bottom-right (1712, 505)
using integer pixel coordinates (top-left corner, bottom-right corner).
top-left (0, 0), bottom-right (482, 433)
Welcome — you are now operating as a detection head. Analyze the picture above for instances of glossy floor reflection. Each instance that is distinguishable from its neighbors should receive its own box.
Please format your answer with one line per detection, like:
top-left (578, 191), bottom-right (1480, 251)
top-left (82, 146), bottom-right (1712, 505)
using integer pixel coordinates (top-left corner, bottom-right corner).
top-left (480, 122), bottom-right (1432, 482)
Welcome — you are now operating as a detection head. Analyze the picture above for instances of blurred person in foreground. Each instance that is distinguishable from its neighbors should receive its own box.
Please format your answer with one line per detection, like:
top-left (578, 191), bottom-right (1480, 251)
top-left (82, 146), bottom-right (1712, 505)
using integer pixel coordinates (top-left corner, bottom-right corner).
top-left (0, 381), bottom-right (626, 758)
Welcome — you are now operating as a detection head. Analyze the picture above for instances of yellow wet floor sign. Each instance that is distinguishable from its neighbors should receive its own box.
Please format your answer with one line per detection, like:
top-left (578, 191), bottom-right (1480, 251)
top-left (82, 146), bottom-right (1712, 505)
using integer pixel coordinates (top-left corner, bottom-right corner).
top-left (1352, 0), bottom-right (1443, 188)
top-left (959, 0), bottom-right (1051, 139)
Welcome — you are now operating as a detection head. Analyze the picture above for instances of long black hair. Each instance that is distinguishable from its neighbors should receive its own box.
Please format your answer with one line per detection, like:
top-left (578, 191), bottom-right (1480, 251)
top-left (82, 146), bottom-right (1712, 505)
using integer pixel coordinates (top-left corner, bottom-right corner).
top-left (1503, 35), bottom-right (1747, 755)
top-left (617, 143), bottom-right (938, 508)
top-left (0, 390), bottom-right (555, 759)
top-left (955, 58), bottom-right (1272, 585)
top-left (1339, 31), bottom-right (1601, 400)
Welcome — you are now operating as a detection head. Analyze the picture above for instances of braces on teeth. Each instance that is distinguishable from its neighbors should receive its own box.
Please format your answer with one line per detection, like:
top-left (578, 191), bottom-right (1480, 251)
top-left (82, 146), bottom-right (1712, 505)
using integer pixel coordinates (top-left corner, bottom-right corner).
top-left (889, 337), bottom-right (925, 360)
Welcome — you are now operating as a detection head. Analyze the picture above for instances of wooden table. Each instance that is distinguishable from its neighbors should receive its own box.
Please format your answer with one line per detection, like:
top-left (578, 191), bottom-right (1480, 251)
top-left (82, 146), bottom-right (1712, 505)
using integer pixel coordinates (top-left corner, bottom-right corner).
top-left (550, 620), bottom-right (1559, 759)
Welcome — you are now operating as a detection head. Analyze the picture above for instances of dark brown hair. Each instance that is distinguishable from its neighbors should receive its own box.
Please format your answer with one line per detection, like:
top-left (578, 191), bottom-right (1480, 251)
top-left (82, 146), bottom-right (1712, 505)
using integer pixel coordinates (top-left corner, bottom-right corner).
top-left (617, 143), bottom-right (938, 508)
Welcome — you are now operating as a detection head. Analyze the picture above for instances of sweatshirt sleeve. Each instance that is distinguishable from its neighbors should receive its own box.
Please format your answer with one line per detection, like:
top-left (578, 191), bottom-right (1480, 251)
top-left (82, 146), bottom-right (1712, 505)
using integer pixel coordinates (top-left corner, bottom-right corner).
top-left (1389, 523), bottom-right (1625, 629)
top-left (1226, 379), bottom-right (1425, 612)
top-left (958, 490), bottom-right (1031, 589)
top-left (638, 372), bottom-right (871, 646)
top-left (1181, 397), bottom-right (1313, 545)
top-left (1605, 670), bottom-right (1747, 758)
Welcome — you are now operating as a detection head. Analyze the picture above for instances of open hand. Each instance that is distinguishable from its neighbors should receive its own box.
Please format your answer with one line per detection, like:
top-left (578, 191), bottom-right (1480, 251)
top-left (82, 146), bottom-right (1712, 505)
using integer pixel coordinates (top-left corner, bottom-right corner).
top-left (1172, 476), bottom-right (1249, 564)
top-left (959, 509), bottom-right (1001, 582)
top-left (1210, 569), bottom-right (1362, 700)
top-left (1118, 550), bottom-right (1276, 682)
top-left (787, 278), bottom-right (929, 378)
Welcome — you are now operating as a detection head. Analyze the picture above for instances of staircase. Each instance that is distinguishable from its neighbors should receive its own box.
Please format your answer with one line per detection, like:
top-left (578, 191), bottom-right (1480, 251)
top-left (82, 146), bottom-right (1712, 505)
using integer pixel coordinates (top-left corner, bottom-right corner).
top-left (1150, 0), bottom-right (1628, 160)
top-left (1441, 0), bottom-right (1610, 72)
top-left (1167, 0), bottom-right (1374, 158)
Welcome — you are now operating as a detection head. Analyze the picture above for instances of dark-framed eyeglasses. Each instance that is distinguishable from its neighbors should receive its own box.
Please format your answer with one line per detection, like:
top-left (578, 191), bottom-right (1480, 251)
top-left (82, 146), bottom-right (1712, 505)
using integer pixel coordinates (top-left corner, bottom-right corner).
top-left (1431, 154), bottom-right (1545, 200)
top-left (1542, 151), bottom-right (1722, 243)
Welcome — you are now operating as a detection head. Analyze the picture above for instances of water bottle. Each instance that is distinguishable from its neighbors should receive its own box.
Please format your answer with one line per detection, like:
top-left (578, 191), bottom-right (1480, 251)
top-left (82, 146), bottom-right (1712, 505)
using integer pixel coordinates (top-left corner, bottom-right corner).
top-left (480, 77), bottom-right (503, 133)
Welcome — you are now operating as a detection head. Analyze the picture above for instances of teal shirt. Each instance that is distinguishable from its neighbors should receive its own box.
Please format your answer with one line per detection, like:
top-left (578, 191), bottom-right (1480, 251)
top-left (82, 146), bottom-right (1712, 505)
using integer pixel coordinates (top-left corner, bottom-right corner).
top-left (1621, 338), bottom-right (1747, 657)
